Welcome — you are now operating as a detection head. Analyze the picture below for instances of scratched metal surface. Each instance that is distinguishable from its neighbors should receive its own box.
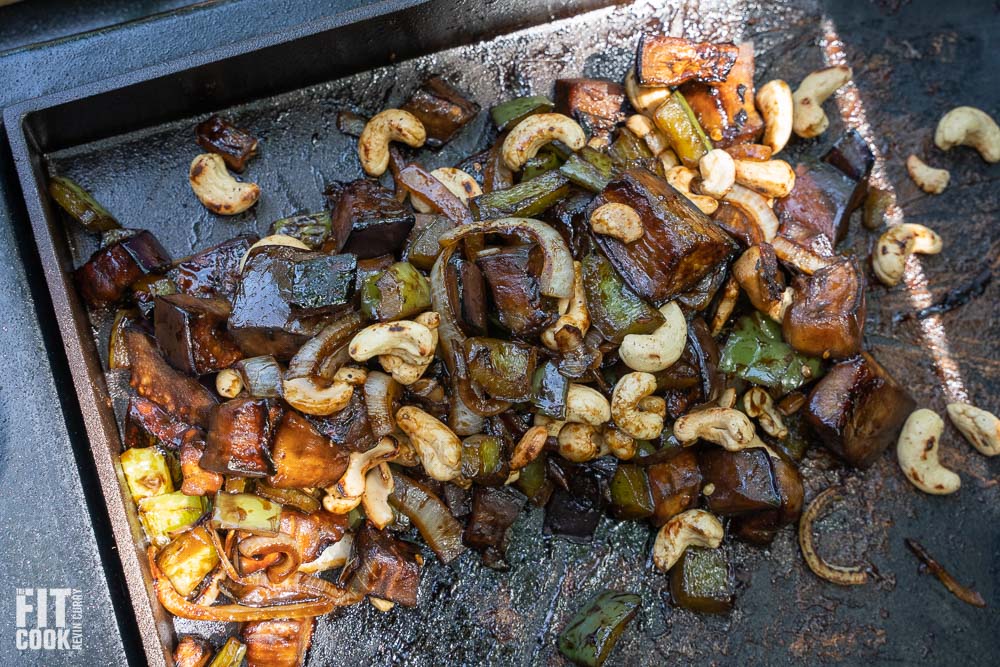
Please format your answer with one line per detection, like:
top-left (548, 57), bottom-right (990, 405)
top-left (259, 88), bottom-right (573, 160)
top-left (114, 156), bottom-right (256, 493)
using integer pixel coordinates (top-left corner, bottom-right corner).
top-left (46, 0), bottom-right (999, 664)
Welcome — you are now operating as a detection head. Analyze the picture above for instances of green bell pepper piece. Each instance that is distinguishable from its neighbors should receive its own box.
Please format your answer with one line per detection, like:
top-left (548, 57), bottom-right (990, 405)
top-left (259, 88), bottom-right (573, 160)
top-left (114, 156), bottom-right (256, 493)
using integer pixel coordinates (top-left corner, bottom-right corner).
top-left (516, 453), bottom-right (553, 506)
top-left (138, 492), bottom-right (206, 547)
top-left (470, 170), bottom-right (570, 220)
top-left (269, 211), bottom-right (332, 249)
top-left (465, 337), bottom-right (538, 402)
top-left (559, 147), bottom-right (614, 192)
top-left (360, 261), bottom-right (431, 321)
top-left (719, 313), bottom-right (823, 393)
top-left (490, 95), bottom-right (554, 131)
top-left (653, 90), bottom-right (712, 168)
top-left (581, 253), bottom-right (664, 344)
top-left (48, 176), bottom-right (119, 233)
top-left (609, 464), bottom-right (654, 520)
top-left (461, 434), bottom-right (509, 486)
top-left (558, 590), bottom-right (642, 667)
top-left (521, 148), bottom-right (563, 181)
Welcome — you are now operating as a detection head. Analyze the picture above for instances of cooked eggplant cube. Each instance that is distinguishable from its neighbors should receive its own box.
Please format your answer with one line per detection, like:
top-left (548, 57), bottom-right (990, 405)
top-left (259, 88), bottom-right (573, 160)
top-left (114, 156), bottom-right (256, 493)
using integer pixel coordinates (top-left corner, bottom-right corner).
top-left (678, 42), bottom-right (763, 147)
top-left (463, 486), bottom-right (525, 567)
top-left (555, 78), bottom-right (627, 142)
top-left (194, 115), bottom-right (258, 172)
top-left (775, 160), bottom-right (857, 245)
top-left (669, 546), bottom-right (735, 614)
top-left (124, 395), bottom-right (197, 451)
top-left (242, 619), bottom-right (313, 667)
top-left (590, 168), bottom-right (736, 304)
top-left (783, 257), bottom-right (866, 360)
top-left (476, 245), bottom-right (558, 337)
top-left (647, 450), bottom-right (702, 525)
top-left (731, 454), bottom-right (803, 545)
top-left (403, 214), bottom-right (457, 271)
top-left (307, 389), bottom-right (376, 452)
top-left (131, 274), bottom-right (178, 318)
top-left (327, 179), bottom-right (415, 257)
top-left (401, 76), bottom-right (480, 147)
top-left (531, 360), bottom-right (570, 419)
top-left (698, 447), bottom-right (781, 516)
top-left (287, 252), bottom-right (357, 313)
top-left (446, 254), bottom-right (488, 336)
top-left (48, 175), bottom-right (119, 233)
top-left (267, 411), bottom-right (349, 488)
top-left (823, 129), bottom-right (875, 183)
top-left (233, 355), bottom-right (283, 399)
top-left (76, 230), bottom-right (171, 307)
top-left (156, 526), bottom-right (219, 598)
top-left (154, 294), bottom-right (242, 376)
top-left (351, 522), bottom-right (422, 607)
top-left (125, 330), bottom-right (218, 428)
top-left (168, 235), bottom-right (257, 302)
top-left (805, 352), bottom-right (915, 469)
top-left (636, 35), bottom-right (738, 87)
top-left (179, 436), bottom-right (223, 496)
top-left (201, 398), bottom-right (282, 477)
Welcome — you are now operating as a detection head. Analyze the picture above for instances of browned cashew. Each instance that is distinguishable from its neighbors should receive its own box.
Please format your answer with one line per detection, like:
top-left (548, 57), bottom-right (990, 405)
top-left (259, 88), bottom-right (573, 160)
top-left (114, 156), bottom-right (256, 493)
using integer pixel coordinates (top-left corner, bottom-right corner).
top-left (501, 113), bottom-right (586, 171)
top-left (590, 203), bottom-right (643, 243)
top-left (906, 155), bottom-right (949, 194)
top-left (189, 153), bottom-right (260, 215)
top-left (792, 66), bottom-right (851, 138)
top-left (652, 509), bottom-right (724, 572)
top-left (756, 79), bottom-right (794, 154)
top-left (358, 109), bottom-right (426, 176)
top-left (934, 106), bottom-right (1000, 162)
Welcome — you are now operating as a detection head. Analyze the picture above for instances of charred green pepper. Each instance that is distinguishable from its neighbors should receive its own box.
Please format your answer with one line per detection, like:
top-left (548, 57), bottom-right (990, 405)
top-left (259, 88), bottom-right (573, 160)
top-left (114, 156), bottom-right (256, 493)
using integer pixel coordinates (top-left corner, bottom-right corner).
top-left (581, 253), bottom-right (664, 344)
top-left (461, 434), bottom-right (509, 486)
top-left (531, 360), bottom-right (569, 419)
top-left (269, 211), bottom-right (332, 249)
top-left (470, 170), bottom-right (570, 220)
top-left (559, 147), bottom-right (614, 192)
top-left (403, 215), bottom-right (457, 271)
top-left (156, 526), bottom-right (219, 597)
top-left (465, 337), bottom-right (538, 402)
top-left (521, 148), bottom-right (563, 181)
top-left (207, 638), bottom-right (247, 667)
top-left (360, 261), bottom-right (431, 322)
top-left (608, 127), bottom-right (654, 169)
top-left (669, 546), bottom-right (734, 614)
top-left (137, 491), bottom-right (206, 547)
top-left (490, 95), bottom-right (554, 131)
top-left (557, 590), bottom-right (642, 667)
top-left (209, 492), bottom-right (282, 534)
top-left (719, 313), bottom-right (823, 392)
top-left (609, 464), bottom-right (654, 520)
top-left (516, 453), bottom-right (554, 506)
top-left (653, 91), bottom-right (712, 168)
top-left (120, 446), bottom-right (174, 501)
top-left (254, 481), bottom-right (321, 513)
top-left (48, 176), bottom-right (119, 233)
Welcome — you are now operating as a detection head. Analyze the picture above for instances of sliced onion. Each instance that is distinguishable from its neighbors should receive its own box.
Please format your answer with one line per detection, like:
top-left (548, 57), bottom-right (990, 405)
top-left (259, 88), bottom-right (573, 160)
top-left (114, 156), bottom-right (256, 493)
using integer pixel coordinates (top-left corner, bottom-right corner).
top-left (239, 534), bottom-right (301, 584)
top-left (798, 488), bottom-right (868, 586)
top-left (438, 218), bottom-right (574, 299)
top-left (286, 312), bottom-right (364, 381)
top-left (298, 535), bottom-right (354, 574)
top-left (389, 473), bottom-right (466, 564)
top-left (449, 388), bottom-right (485, 436)
top-left (722, 183), bottom-right (779, 242)
top-left (364, 371), bottom-right (401, 437)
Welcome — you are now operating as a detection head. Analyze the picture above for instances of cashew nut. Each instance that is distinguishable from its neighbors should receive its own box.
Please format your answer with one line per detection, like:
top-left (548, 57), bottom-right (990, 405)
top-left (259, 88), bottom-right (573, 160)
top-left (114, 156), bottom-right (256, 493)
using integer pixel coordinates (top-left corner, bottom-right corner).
top-left (323, 437), bottom-right (399, 513)
top-left (611, 372), bottom-right (665, 440)
top-left (756, 79), bottom-right (794, 154)
top-left (872, 223), bottom-right (943, 287)
top-left (733, 159), bottom-right (796, 198)
top-left (722, 183), bottom-right (779, 242)
top-left (732, 245), bottom-right (793, 322)
top-left (189, 153), bottom-right (260, 215)
top-left (659, 149), bottom-right (680, 171)
top-left (358, 109), bottom-right (426, 177)
top-left (395, 405), bottom-right (462, 481)
top-left (698, 149), bottom-right (736, 198)
top-left (717, 387), bottom-right (737, 409)
top-left (534, 414), bottom-right (567, 438)
top-left (652, 509), bottom-right (724, 572)
top-left (666, 166), bottom-right (718, 214)
top-left (298, 535), bottom-right (353, 573)
top-left (710, 276), bottom-right (740, 337)
top-left (349, 318), bottom-right (436, 367)
top-left (215, 368), bottom-right (243, 398)
top-left (542, 261), bottom-right (589, 351)
top-left (626, 114), bottom-right (670, 155)
top-left (897, 408), bottom-right (960, 495)
top-left (282, 366), bottom-right (367, 416)
top-left (674, 407), bottom-right (757, 451)
top-left (625, 68), bottom-right (670, 117)
top-left (906, 154), bottom-right (950, 194)
top-left (501, 113), bottom-right (586, 171)
top-left (376, 311), bottom-right (440, 385)
top-left (361, 463), bottom-right (395, 529)
top-left (589, 203), bottom-right (643, 243)
top-left (934, 106), bottom-right (1000, 163)
top-left (238, 234), bottom-right (310, 273)
top-left (412, 167), bottom-right (482, 213)
top-left (603, 425), bottom-right (636, 460)
top-left (792, 66), bottom-right (851, 139)
top-left (564, 383), bottom-right (611, 426)
top-left (619, 302), bottom-right (686, 372)
top-left (510, 425), bottom-right (548, 469)
top-left (742, 387), bottom-right (788, 439)
top-left (947, 403), bottom-right (1000, 457)
top-left (557, 422), bottom-right (604, 462)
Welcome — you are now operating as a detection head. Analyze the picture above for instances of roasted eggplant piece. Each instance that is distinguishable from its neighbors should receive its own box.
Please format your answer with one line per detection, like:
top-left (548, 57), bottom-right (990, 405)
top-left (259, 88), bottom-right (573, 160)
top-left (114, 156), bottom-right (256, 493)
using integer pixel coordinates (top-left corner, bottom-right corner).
top-left (125, 330), bottom-right (218, 427)
top-left (581, 252), bottom-right (664, 343)
top-left (168, 235), bottom-right (256, 302)
top-left (698, 447), bottom-right (781, 516)
top-left (325, 179), bottom-right (415, 257)
top-left (446, 254), bottom-right (488, 336)
top-left (154, 294), bottom-right (242, 376)
top-left (712, 201), bottom-right (764, 248)
top-left (401, 76), bottom-right (480, 147)
top-left (350, 521), bottom-right (422, 607)
top-left (48, 175), bottom-right (119, 233)
top-left (179, 434), bottom-right (223, 496)
top-left (124, 395), bottom-right (196, 451)
top-left (783, 257), bottom-right (866, 360)
top-left (269, 211), bottom-right (332, 250)
top-left (476, 244), bottom-right (558, 337)
top-left (76, 230), bottom-right (171, 307)
top-left (131, 274), bottom-right (178, 318)
top-left (775, 160), bottom-right (858, 246)
top-left (173, 636), bottom-right (213, 667)
top-left (805, 352), bottom-right (915, 469)
top-left (531, 360), bottom-right (570, 419)
top-left (679, 42), bottom-right (763, 147)
top-left (308, 390), bottom-right (376, 452)
top-left (195, 115), bottom-right (258, 172)
top-left (241, 618), bottom-right (314, 667)
top-left (590, 168), bottom-right (736, 304)
top-left (647, 450), bottom-right (703, 526)
top-left (543, 459), bottom-right (613, 543)
top-left (636, 35), bottom-right (738, 86)
top-left (402, 214), bottom-right (457, 271)
top-left (669, 546), bottom-right (734, 614)
top-left (465, 337), bottom-right (538, 402)
top-left (201, 399), bottom-right (282, 477)
top-left (463, 486), bottom-right (525, 568)
top-left (555, 78), bottom-right (627, 142)
top-left (823, 129), bottom-right (874, 217)
top-left (397, 164), bottom-right (473, 223)
top-left (268, 410), bottom-right (349, 488)
top-left (732, 453), bottom-right (803, 545)
top-left (360, 261), bottom-right (431, 322)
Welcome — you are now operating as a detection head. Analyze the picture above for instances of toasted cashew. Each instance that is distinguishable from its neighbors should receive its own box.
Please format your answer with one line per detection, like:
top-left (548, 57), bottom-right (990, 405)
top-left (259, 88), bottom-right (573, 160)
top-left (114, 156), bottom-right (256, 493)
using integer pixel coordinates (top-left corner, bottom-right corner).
top-left (698, 149), bottom-right (736, 198)
top-left (906, 155), bottom-right (949, 194)
top-left (189, 153), bottom-right (259, 215)
top-left (502, 113), bottom-right (586, 171)
top-left (361, 463), bottom-right (395, 529)
top-left (947, 403), bottom-right (1000, 457)
top-left (542, 261), bottom-right (589, 351)
top-left (652, 509), bottom-right (724, 572)
top-left (510, 426), bottom-right (548, 469)
top-left (564, 383), bottom-right (612, 426)
top-left (619, 302), bottom-right (686, 373)
top-left (733, 159), bottom-right (796, 198)
top-left (603, 425), bottom-right (636, 460)
top-left (897, 409), bottom-right (960, 495)
top-left (323, 437), bottom-right (399, 513)
top-left (666, 166), bottom-right (718, 214)
top-left (934, 106), bottom-right (1000, 163)
top-left (872, 223), bottom-right (943, 287)
top-left (792, 66), bottom-right (851, 139)
top-left (717, 387), bottom-right (738, 409)
top-left (710, 277), bottom-right (740, 337)
top-left (625, 68), bottom-right (670, 116)
top-left (534, 414), bottom-right (567, 438)
top-left (557, 422), bottom-right (604, 462)
top-left (756, 79), bottom-right (794, 154)
top-left (590, 203), bottom-right (643, 243)
top-left (721, 183), bottom-right (779, 242)
top-left (215, 368), bottom-right (243, 398)
top-left (349, 318), bottom-right (436, 367)
top-left (238, 234), bottom-right (310, 273)
top-left (358, 109), bottom-right (426, 177)
top-left (611, 372), bottom-right (665, 440)
top-left (283, 366), bottom-right (366, 416)
top-left (743, 387), bottom-right (788, 439)
top-left (377, 311), bottom-right (440, 385)
top-left (674, 407), bottom-right (757, 451)
top-left (412, 168), bottom-right (482, 213)
top-left (626, 114), bottom-right (670, 155)
top-left (659, 149), bottom-right (680, 171)
top-left (395, 405), bottom-right (462, 481)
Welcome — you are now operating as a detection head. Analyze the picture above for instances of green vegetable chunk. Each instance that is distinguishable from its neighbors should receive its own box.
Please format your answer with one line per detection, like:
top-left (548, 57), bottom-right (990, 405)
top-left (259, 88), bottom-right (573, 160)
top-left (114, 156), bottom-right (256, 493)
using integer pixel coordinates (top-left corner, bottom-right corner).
top-left (120, 446), bottom-right (174, 502)
top-left (156, 526), bottom-right (220, 597)
top-left (515, 453), bottom-right (553, 506)
top-left (465, 337), bottom-right (538, 402)
top-left (360, 261), bottom-right (431, 321)
top-left (210, 492), bottom-right (282, 534)
top-left (208, 637), bottom-right (247, 667)
top-left (269, 211), bottom-right (332, 249)
top-left (608, 127), bottom-right (654, 169)
top-left (558, 590), bottom-right (642, 666)
top-left (653, 91), bottom-right (712, 168)
top-left (461, 434), bottom-right (509, 486)
top-left (719, 313), bottom-right (823, 392)
top-left (138, 492), bottom-right (206, 547)
top-left (581, 253), bottom-right (664, 344)
top-left (470, 170), bottom-right (570, 220)
top-left (521, 148), bottom-right (563, 181)
top-left (669, 546), bottom-right (734, 614)
top-left (48, 176), bottom-right (119, 233)
top-left (609, 464), bottom-right (654, 520)
top-left (559, 147), bottom-right (614, 192)
top-left (490, 95), bottom-right (555, 131)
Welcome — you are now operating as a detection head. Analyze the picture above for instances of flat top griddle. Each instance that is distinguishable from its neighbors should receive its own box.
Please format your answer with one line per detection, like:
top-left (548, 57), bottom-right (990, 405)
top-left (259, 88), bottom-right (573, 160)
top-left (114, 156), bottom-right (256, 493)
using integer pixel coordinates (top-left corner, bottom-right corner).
top-left (7, 0), bottom-right (999, 664)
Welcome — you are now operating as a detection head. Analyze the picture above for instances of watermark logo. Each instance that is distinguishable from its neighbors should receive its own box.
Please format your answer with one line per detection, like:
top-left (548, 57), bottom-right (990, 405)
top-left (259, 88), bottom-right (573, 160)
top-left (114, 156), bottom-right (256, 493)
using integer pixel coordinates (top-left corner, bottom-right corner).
top-left (14, 588), bottom-right (83, 652)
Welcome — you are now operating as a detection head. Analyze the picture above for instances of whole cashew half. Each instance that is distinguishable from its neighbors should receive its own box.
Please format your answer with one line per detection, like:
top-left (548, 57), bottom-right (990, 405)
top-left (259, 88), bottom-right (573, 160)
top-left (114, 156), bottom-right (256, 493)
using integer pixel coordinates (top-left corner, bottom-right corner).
top-left (377, 311), bottom-right (440, 385)
top-left (395, 405), bottom-right (462, 481)
top-left (947, 403), bottom-right (1000, 457)
top-left (541, 261), bottom-right (589, 352)
top-left (358, 109), bottom-right (427, 177)
top-left (557, 422), bottom-right (605, 462)
top-left (361, 463), bottom-right (395, 530)
top-left (652, 509), bottom-right (724, 572)
top-left (611, 372), bottom-right (666, 440)
top-left (743, 387), bottom-right (789, 439)
top-left (872, 223), bottom-right (942, 287)
top-left (934, 106), bottom-right (1000, 163)
top-left (564, 384), bottom-right (612, 426)
top-left (502, 113), bottom-right (586, 171)
top-left (906, 155), bottom-right (950, 195)
top-left (733, 159), bottom-right (796, 198)
top-left (619, 302), bottom-right (687, 372)
top-left (674, 407), bottom-right (757, 451)
top-left (625, 68), bottom-right (670, 117)
top-left (283, 366), bottom-right (367, 416)
top-left (792, 65), bottom-right (852, 138)
top-left (510, 425), bottom-right (549, 469)
top-left (590, 203), bottom-right (644, 243)
top-left (698, 149), bottom-right (736, 198)
top-left (189, 153), bottom-right (260, 215)
top-left (666, 166), bottom-right (718, 215)
top-left (756, 79), bottom-right (794, 154)
top-left (349, 318), bottom-right (437, 367)
top-left (897, 409), bottom-right (960, 495)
